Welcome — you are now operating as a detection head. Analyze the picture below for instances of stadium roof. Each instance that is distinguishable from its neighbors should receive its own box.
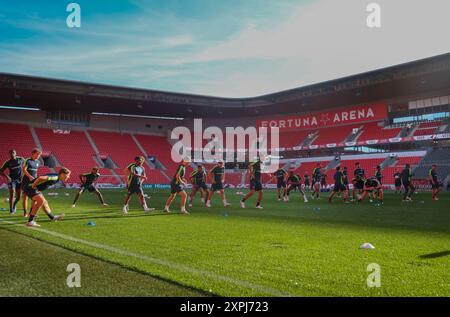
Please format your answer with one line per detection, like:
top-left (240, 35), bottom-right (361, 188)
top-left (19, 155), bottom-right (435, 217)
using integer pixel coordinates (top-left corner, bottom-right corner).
top-left (1, 53), bottom-right (450, 118)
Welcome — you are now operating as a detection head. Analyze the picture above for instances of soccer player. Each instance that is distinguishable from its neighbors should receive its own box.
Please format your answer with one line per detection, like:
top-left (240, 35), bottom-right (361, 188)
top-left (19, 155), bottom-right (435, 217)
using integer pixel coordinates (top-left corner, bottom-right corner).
top-left (286, 171), bottom-right (308, 203)
top-left (328, 166), bottom-right (348, 203)
top-left (72, 167), bottom-right (107, 208)
top-left (240, 158), bottom-right (264, 209)
top-left (352, 162), bottom-right (365, 201)
top-left (342, 166), bottom-right (350, 191)
top-left (0, 150), bottom-right (25, 214)
top-left (164, 157), bottom-right (191, 214)
top-left (122, 156), bottom-right (154, 214)
top-left (429, 164), bottom-right (441, 201)
top-left (188, 164), bottom-right (209, 207)
top-left (375, 165), bottom-right (383, 184)
top-left (304, 172), bottom-right (311, 191)
top-left (271, 167), bottom-right (287, 201)
top-left (393, 169), bottom-right (402, 193)
top-left (320, 172), bottom-right (328, 189)
top-left (24, 168), bottom-right (70, 227)
top-left (401, 163), bottom-right (415, 202)
top-left (312, 163), bottom-right (322, 199)
top-left (206, 160), bottom-right (231, 208)
top-left (357, 176), bottom-right (383, 204)
top-left (22, 148), bottom-right (42, 217)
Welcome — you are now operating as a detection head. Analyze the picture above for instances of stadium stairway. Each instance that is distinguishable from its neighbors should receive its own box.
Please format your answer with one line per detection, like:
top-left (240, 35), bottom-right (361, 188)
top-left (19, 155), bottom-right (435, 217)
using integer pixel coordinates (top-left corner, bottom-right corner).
top-left (413, 147), bottom-right (450, 179)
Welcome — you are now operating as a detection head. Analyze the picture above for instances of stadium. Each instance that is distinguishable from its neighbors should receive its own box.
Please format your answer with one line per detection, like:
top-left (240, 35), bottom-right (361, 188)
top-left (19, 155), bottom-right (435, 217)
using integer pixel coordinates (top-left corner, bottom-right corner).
top-left (0, 1), bottom-right (449, 301)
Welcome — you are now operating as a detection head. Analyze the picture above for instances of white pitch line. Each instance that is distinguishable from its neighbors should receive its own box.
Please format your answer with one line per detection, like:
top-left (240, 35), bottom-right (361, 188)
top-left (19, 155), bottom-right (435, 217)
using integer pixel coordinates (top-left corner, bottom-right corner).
top-left (0, 219), bottom-right (293, 297)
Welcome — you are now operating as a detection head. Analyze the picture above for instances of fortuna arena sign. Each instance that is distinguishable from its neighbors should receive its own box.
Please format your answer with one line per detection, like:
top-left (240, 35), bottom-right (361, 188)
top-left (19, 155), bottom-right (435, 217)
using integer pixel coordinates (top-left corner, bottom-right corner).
top-left (257, 103), bottom-right (388, 131)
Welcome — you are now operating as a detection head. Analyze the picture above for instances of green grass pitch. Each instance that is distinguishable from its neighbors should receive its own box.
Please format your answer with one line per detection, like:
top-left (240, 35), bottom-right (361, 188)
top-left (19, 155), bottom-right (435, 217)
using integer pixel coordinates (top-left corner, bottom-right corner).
top-left (0, 188), bottom-right (449, 297)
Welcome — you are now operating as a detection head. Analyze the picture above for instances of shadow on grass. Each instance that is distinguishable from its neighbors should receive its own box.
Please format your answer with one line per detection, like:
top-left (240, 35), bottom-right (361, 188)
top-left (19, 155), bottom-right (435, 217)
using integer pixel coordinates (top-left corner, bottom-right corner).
top-left (418, 250), bottom-right (450, 259)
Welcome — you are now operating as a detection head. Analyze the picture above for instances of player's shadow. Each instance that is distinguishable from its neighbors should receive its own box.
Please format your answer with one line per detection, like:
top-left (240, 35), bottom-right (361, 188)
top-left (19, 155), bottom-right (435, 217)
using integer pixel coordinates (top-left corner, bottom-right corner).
top-left (54, 211), bottom-right (181, 222)
top-left (418, 250), bottom-right (450, 259)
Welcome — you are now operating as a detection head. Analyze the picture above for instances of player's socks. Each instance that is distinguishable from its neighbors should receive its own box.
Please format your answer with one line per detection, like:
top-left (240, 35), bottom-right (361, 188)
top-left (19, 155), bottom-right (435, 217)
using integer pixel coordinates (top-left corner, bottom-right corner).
top-left (28, 214), bottom-right (36, 223)
top-left (46, 212), bottom-right (55, 220)
top-left (122, 204), bottom-right (129, 214)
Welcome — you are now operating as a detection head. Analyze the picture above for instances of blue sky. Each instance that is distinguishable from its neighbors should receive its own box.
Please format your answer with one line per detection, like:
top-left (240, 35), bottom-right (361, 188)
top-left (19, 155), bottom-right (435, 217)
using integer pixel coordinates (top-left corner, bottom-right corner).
top-left (0, 0), bottom-right (450, 97)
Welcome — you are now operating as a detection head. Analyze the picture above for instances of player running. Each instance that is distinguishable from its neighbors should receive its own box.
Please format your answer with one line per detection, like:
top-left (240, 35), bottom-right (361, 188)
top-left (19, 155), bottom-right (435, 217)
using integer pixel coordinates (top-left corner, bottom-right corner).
top-left (122, 156), bottom-right (154, 214)
top-left (352, 162), bottom-right (365, 201)
top-left (72, 167), bottom-right (107, 208)
top-left (271, 167), bottom-right (287, 201)
top-left (393, 169), bottom-right (402, 193)
top-left (357, 176), bottom-right (383, 204)
top-left (312, 163), bottom-right (322, 199)
top-left (24, 168), bottom-right (70, 228)
top-left (401, 164), bottom-right (415, 202)
top-left (164, 157), bottom-right (191, 214)
top-left (285, 171), bottom-right (308, 203)
top-left (0, 150), bottom-right (25, 214)
top-left (328, 166), bottom-right (348, 203)
top-left (206, 160), bottom-right (231, 208)
top-left (429, 164), bottom-right (442, 201)
top-left (22, 148), bottom-right (42, 217)
top-left (188, 164), bottom-right (208, 207)
top-left (240, 158), bottom-right (264, 209)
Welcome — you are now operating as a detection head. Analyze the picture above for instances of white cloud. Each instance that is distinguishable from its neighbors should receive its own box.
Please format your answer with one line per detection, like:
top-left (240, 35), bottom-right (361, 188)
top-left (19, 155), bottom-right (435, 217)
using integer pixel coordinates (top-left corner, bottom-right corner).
top-left (177, 0), bottom-right (450, 96)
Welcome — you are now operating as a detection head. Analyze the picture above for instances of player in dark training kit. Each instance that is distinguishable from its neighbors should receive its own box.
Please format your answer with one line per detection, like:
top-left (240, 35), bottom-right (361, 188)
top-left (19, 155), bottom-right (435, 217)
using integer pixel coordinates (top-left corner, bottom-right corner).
top-left (401, 164), bottom-right (415, 202)
top-left (241, 158), bottom-right (264, 209)
top-left (188, 164), bottom-right (208, 207)
top-left (429, 164), bottom-right (442, 201)
top-left (123, 156), bottom-right (154, 214)
top-left (352, 162), bottom-right (365, 201)
top-left (271, 168), bottom-right (287, 201)
top-left (357, 177), bottom-right (383, 204)
top-left (24, 168), bottom-right (70, 227)
top-left (206, 160), bottom-right (231, 208)
top-left (328, 166), bottom-right (348, 203)
top-left (72, 167), bottom-right (107, 208)
top-left (164, 157), bottom-right (191, 214)
top-left (285, 171), bottom-right (308, 203)
top-left (22, 148), bottom-right (42, 217)
top-left (312, 163), bottom-right (322, 199)
top-left (0, 150), bottom-right (25, 214)
top-left (394, 170), bottom-right (402, 193)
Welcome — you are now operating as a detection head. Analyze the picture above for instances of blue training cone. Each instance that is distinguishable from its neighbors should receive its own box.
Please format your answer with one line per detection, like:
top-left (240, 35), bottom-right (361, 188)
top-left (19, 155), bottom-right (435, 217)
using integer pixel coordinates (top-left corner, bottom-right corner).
top-left (87, 221), bottom-right (96, 227)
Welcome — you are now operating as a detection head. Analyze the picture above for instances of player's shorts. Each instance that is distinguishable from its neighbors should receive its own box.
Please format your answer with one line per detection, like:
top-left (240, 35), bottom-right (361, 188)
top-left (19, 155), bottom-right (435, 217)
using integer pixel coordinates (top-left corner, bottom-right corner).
top-left (23, 186), bottom-right (41, 199)
top-left (402, 181), bottom-right (412, 191)
top-left (333, 183), bottom-right (347, 192)
top-left (81, 184), bottom-right (97, 193)
top-left (211, 182), bottom-right (224, 192)
top-left (321, 181), bottom-right (327, 187)
top-left (128, 182), bottom-right (144, 195)
top-left (313, 180), bottom-right (321, 187)
top-left (8, 179), bottom-right (21, 191)
top-left (250, 179), bottom-right (262, 191)
top-left (344, 183), bottom-right (350, 190)
top-left (304, 181), bottom-right (310, 187)
top-left (354, 179), bottom-right (364, 190)
top-left (395, 180), bottom-right (402, 188)
top-left (430, 181), bottom-right (441, 189)
top-left (193, 182), bottom-right (208, 191)
top-left (277, 180), bottom-right (286, 189)
top-left (170, 181), bottom-right (184, 194)
top-left (288, 184), bottom-right (300, 191)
